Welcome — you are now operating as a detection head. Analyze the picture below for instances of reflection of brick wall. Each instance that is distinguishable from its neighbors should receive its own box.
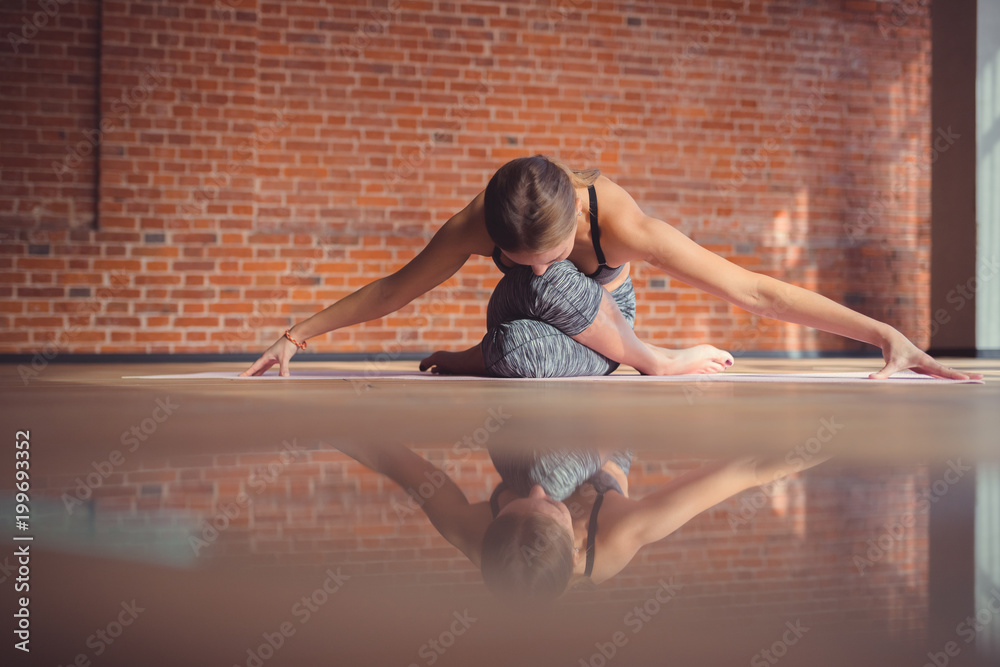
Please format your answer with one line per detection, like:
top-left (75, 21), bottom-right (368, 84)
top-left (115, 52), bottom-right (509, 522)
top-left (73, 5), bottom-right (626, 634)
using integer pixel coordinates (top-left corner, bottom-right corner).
top-left (37, 446), bottom-right (929, 640)
top-left (1, 0), bottom-right (932, 354)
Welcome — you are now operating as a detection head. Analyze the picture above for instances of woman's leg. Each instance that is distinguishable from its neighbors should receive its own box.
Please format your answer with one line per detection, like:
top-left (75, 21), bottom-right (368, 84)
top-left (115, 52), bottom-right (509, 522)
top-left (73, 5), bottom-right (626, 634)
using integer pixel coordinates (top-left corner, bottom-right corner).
top-left (420, 260), bottom-right (734, 376)
top-left (482, 318), bottom-right (620, 378)
top-left (481, 262), bottom-right (639, 378)
top-left (421, 261), bottom-right (637, 377)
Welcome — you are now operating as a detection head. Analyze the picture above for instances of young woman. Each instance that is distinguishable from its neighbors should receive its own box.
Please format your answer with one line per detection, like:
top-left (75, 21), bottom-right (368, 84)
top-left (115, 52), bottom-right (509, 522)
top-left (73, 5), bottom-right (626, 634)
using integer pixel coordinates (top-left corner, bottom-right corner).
top-left (335, 440), bottom-right (830, 601)
top-left (241, 155), bottom-right (979, 381)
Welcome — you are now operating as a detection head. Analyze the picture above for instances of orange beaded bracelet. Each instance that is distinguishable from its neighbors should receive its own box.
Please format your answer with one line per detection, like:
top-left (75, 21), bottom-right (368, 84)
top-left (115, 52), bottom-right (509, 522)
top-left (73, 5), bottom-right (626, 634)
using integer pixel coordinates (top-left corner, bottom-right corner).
top-left (283, 330), bottom-right (306, 350)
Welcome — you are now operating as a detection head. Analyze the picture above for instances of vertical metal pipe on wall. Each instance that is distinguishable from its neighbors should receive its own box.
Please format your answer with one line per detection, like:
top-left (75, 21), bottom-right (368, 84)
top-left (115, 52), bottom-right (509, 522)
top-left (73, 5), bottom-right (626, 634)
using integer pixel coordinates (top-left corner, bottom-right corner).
top-left (94, 0), bottom-right (102, 230)
top-left (930, 0), bottom-right (978, 355)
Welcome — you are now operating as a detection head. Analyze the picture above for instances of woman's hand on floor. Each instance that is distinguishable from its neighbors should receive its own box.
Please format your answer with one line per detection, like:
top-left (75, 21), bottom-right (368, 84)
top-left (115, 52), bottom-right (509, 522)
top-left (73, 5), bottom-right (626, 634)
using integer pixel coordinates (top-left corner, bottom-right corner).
top-left (870, 330), bottom-right (982, 380)
top-left (239, 336), bottom-right (299, 377)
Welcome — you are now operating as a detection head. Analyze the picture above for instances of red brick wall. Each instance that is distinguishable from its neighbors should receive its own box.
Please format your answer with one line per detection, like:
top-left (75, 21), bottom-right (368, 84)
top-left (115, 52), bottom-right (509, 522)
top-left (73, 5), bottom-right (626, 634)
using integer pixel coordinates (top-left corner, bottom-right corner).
top-left (36, 446), bottom-right (930, 637)
top-left (0, 0), bottom-right (932, 355)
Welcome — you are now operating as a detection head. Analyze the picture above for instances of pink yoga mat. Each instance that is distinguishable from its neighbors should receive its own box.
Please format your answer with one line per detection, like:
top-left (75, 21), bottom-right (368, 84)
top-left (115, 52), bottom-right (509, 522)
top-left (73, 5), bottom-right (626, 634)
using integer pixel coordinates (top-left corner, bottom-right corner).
top-left (122, 370), bottom-right (985, 384)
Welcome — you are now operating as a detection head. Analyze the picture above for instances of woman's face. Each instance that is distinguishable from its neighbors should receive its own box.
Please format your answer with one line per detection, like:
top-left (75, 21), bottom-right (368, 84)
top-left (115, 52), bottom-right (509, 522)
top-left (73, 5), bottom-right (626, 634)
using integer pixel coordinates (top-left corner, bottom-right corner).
top-left (502, 230), bottom-right (576, 276)
top-left (497, 484), bottom-right (574, 533)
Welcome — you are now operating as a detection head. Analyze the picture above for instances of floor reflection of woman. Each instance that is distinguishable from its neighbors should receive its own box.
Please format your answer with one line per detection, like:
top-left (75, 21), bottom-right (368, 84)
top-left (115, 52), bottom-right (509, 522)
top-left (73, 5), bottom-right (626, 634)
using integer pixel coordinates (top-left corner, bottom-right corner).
top-left (336, 441), bottom-right (829, 601)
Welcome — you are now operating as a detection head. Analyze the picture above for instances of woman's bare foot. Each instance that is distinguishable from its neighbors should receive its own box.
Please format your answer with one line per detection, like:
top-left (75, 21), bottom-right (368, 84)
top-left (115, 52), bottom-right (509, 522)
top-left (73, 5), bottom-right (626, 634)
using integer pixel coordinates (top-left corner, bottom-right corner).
top-left (419, 343), bottom-right (488, 376)
top-left (644, 343), bottom-right (734, 375)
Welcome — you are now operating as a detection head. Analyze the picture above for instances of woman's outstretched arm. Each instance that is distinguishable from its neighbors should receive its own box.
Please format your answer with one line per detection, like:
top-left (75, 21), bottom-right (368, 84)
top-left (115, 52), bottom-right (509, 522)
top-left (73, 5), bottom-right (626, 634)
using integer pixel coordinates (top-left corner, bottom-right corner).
top-left (241, 195), bottom-right (487, 376)
top-left (601, 181), bottom-right (981, 380)
top-left (604, 453), bottom-right (831, 566)
top-left (333, 441), bottom-right (490, 566)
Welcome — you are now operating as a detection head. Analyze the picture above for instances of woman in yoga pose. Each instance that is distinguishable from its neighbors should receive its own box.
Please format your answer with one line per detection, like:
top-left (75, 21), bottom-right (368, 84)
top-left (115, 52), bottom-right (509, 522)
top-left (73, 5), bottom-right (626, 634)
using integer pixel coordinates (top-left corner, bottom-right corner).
top-left (241, 154), bottom-right (979, 380)
top-left (336, 439), bottom-right (830, 600)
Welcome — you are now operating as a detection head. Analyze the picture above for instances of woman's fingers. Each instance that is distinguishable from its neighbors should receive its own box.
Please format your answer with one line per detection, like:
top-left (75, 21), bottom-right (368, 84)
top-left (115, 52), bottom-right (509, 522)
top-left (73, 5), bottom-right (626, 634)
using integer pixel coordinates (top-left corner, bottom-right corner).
top-left (868, 360), bottom-right (897, 380)
top-left (253, 357), bottom-right (277, 376)
top-left (915, 359), bottom-right (980, 381)
top-left (239, 355), bottom-right (271, 377)
top-left (239, 338), bottom-right (299, 377)
top-left (870, 353), bottom-right (983, 381)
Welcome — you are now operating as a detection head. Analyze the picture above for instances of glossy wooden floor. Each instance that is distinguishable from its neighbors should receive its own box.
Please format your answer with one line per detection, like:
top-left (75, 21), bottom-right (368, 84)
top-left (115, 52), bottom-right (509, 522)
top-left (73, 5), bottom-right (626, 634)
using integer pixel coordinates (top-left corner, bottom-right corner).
top-left (5, 357), bottom-right (997, 475)
top-left (1, 357), bottom-right (998, 666)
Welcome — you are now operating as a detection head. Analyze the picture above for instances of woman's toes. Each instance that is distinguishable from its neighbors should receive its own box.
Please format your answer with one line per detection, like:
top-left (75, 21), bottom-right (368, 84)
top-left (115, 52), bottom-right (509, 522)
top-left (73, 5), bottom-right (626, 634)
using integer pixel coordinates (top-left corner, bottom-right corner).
top-left (710, 348), bottom-right (733, 368)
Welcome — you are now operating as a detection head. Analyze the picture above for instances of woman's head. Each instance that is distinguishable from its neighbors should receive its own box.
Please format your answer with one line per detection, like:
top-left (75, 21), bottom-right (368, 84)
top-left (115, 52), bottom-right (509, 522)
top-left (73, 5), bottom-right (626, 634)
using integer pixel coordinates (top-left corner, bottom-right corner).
top-left (484, 155), bottom-right (599, 257)
top-left (480, 484), bottom-right (578, 601)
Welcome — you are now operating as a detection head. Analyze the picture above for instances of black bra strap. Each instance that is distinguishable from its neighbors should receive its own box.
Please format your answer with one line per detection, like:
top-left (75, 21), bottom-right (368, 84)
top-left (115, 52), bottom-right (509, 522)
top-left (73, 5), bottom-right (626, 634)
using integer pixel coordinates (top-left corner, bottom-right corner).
top-left (489, 482), bottom-right (506, 519)
top-left (584, 492), bottom-right (604, 577)
top-left (588, 184), bottom-right (606, 266)
top-left (491, 246), bottom-right (510, 274)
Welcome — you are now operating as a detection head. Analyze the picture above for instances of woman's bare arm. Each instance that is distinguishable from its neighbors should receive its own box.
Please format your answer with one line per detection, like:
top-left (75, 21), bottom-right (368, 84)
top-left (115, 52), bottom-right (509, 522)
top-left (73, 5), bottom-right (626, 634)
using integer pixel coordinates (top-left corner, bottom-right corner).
top-left (600, 180), bottom-right (980, 380)
top-left (334, 441), bottom-right (489, 565)
top-left (241, 194), bottom-right (489, 376)
top-left (603, 453), bottom-right (830, 567)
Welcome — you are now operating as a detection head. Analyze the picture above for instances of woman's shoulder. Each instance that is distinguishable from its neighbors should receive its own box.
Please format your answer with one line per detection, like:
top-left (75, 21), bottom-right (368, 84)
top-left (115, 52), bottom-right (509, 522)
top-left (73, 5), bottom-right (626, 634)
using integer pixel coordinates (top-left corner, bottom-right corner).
top-left (590, 174), bottom-right (658, 265)
top-left (592, 175), bottom-right (643, 220)
top-left (589, 492), bottom-right (643, 584)
top-left (442, 188), bottom-right (494, 258)
top-left (453, 499), bottom-right (494, 568)
top-left (600, 456), bottom-right (630, 497)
